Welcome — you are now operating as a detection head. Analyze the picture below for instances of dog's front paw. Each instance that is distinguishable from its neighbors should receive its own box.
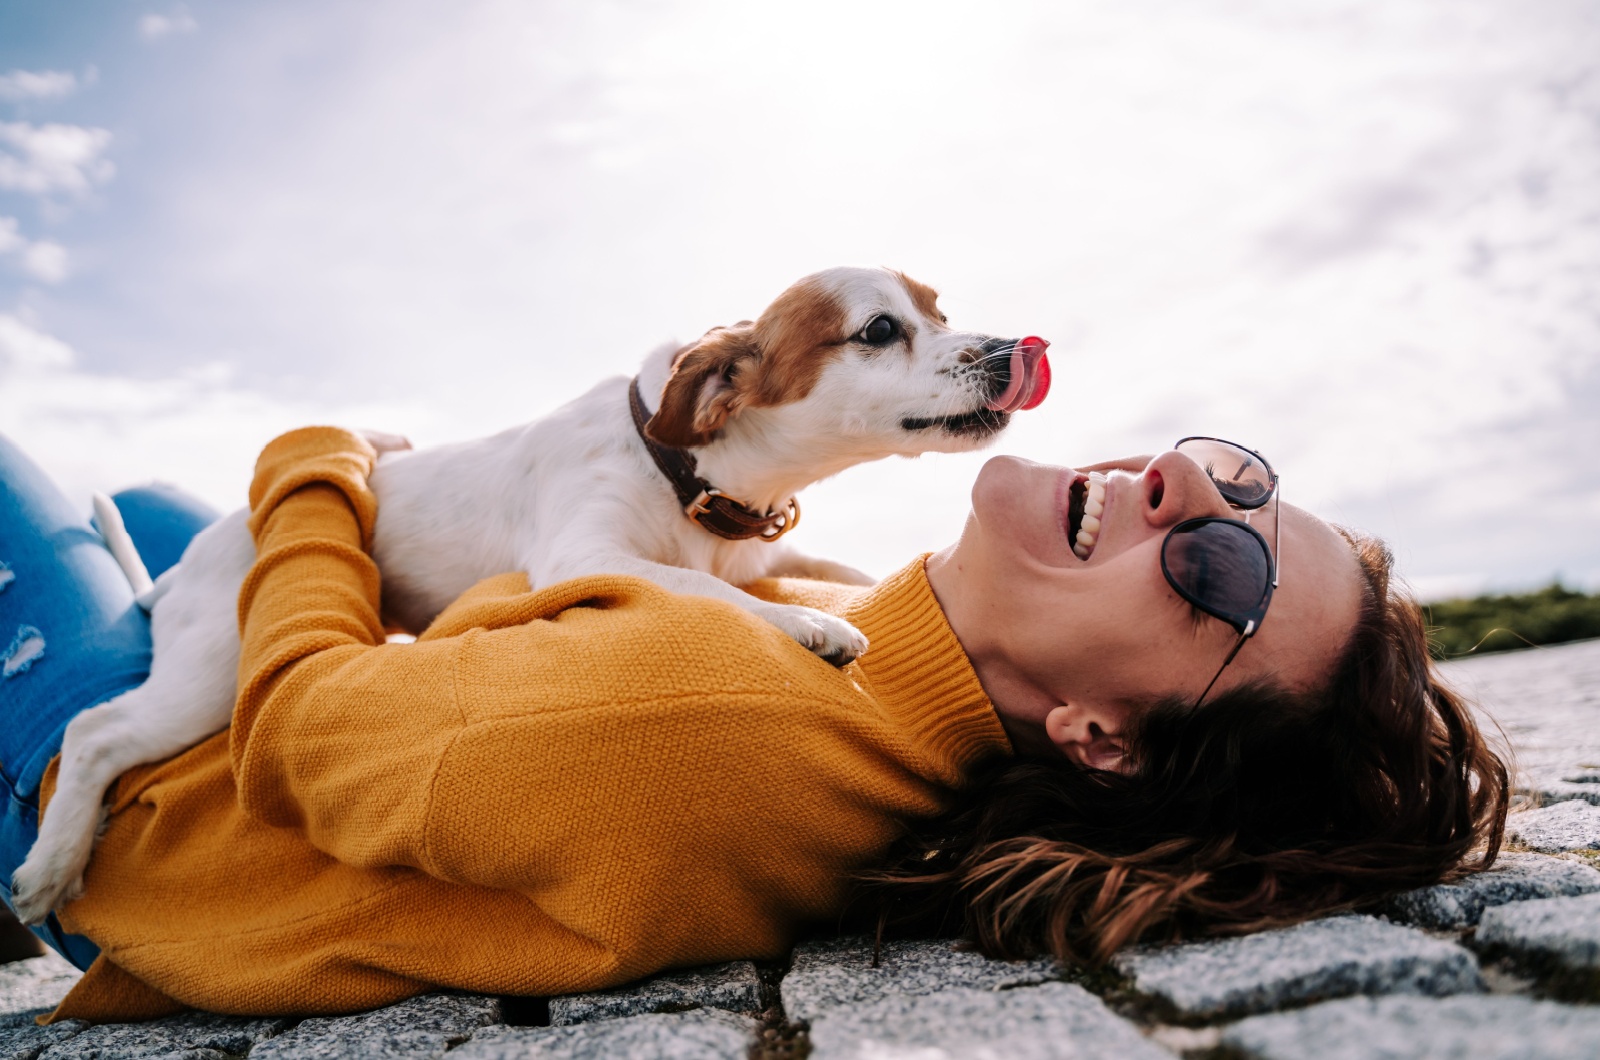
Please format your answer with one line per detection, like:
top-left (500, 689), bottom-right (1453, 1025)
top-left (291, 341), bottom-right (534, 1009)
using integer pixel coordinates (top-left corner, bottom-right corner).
top-left (760, 604), bottom-right (869, 666)
top-left (10, 852), bottom-right (86, 927)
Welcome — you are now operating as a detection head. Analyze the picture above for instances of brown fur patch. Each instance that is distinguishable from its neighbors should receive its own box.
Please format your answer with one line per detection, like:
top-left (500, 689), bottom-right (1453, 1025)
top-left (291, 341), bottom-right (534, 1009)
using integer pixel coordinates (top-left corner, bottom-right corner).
top-left (747, 279), bottom-right (849, 407)
top-left (893, 271), bottom-right (944, 323)
top-left (647, 275), bottom-right (880, 444)
top-left (646, 325), bottom-right (759, 448)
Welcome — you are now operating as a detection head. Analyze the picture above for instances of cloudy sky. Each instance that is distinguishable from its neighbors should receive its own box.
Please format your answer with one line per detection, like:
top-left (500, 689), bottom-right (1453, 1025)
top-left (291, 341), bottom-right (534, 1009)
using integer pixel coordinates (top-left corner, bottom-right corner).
top-left (2, 0), bottom-right (1596, 598)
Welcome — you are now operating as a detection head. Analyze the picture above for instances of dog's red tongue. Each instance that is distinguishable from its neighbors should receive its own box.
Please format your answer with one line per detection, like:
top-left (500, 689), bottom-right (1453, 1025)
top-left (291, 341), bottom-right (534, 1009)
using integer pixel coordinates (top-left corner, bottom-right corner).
top-left (986, 336), bottom-right (1052, 413)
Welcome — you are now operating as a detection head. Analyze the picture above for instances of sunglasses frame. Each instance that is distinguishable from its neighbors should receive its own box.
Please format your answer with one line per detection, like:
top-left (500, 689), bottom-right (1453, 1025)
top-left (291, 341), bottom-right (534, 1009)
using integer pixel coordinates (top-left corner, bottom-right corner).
top-left (1160, 516), bottom-right (1277, 636)
top-left (1164, 438), bottom-right (1281, 709)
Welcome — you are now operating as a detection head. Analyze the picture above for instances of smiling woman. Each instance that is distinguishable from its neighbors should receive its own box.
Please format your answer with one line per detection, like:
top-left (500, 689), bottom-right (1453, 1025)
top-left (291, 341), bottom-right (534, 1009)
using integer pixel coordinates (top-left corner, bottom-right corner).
top-left (863, 443), bottom-right (1509, 962)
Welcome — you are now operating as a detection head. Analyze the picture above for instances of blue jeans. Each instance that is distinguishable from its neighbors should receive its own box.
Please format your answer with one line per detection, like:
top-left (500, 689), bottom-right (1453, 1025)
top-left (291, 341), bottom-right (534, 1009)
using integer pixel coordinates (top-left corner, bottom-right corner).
top-left (0, 434), bottom-right (218, 969)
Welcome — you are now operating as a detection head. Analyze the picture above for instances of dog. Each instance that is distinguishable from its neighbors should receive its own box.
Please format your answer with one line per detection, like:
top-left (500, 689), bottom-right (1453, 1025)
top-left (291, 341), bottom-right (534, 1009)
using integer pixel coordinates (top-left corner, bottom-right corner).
top-left (10, 265), bottom-right (1051, 924)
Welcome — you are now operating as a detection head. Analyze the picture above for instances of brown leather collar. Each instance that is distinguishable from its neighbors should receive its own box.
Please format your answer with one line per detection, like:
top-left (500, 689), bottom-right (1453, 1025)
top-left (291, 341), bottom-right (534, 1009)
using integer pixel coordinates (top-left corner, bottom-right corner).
top-left (628, 376), bottom-right (800, 541)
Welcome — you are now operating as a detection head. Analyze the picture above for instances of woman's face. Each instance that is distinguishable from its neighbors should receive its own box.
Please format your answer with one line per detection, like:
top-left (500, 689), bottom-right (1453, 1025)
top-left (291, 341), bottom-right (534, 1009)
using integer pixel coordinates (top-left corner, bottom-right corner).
top-left (924, 448), bottom-right (1364, 770)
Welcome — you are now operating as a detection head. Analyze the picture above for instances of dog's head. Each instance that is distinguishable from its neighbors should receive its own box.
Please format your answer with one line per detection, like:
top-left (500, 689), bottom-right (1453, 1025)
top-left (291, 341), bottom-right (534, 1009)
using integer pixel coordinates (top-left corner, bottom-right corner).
top-left (645, 266), bottom-right (1049, 457)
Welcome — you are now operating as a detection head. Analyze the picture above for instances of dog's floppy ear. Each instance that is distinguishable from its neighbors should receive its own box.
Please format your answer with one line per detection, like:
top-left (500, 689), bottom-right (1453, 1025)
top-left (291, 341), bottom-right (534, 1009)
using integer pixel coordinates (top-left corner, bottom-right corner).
top-left (646, 324), bottom-right (759, 448)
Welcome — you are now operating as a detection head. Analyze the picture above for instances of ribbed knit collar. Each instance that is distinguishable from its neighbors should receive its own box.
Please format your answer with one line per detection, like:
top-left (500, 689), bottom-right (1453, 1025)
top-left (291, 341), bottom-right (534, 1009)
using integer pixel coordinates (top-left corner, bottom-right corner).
top-left (842, 557), bottom-right (1014, 784)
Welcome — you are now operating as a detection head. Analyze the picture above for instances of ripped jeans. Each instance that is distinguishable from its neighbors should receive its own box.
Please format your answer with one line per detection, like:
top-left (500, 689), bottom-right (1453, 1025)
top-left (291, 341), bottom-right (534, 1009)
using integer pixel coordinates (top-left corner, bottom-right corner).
top-left (0, 434), bottom-right (217, 968)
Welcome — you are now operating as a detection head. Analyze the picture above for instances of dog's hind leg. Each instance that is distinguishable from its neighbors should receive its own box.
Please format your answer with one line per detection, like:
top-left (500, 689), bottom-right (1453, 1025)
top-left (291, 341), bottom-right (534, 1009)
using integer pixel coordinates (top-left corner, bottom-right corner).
top-left (10, 513), bottom-right (250, 924)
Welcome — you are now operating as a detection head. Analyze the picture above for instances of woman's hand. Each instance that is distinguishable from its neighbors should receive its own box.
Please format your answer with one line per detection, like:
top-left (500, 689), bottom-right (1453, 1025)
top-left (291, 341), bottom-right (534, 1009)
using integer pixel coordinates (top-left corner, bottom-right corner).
top-left (359, 430), bottom-right (413, 455)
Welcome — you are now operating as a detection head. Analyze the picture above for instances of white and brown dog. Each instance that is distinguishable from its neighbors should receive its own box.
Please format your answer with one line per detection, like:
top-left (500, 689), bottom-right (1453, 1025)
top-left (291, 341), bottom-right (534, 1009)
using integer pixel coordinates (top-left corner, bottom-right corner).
top-left (11, 265), bottom-right (1051, 923)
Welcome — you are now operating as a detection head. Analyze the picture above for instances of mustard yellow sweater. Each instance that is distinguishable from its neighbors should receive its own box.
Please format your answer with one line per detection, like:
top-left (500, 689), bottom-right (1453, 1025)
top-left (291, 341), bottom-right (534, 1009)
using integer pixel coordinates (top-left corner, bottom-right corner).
top-left (44, 427), bottom-right (1011, 1022)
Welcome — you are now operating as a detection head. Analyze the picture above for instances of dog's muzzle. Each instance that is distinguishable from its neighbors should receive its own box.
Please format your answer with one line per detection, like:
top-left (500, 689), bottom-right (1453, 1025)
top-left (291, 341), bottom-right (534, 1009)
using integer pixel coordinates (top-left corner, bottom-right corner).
top-left (982, 336), bottom-right (1052, 413)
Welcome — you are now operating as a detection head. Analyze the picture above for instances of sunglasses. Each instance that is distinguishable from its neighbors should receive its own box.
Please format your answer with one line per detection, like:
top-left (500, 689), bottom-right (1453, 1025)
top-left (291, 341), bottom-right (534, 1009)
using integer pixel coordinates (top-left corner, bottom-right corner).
top-left (1159, 437), bottom-right (1280, 709)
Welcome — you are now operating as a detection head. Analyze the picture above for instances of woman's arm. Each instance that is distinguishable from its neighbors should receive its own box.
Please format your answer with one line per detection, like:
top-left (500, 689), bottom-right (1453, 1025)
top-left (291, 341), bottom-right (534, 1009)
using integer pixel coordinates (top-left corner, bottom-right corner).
top-left (230, 427), bottom-right (462, 868)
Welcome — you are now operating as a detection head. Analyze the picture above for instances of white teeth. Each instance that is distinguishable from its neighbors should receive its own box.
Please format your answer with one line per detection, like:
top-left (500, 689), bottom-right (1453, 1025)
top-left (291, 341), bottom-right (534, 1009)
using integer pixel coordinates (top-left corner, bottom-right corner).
top-left (1073, 473), bottom-right (1108, 561)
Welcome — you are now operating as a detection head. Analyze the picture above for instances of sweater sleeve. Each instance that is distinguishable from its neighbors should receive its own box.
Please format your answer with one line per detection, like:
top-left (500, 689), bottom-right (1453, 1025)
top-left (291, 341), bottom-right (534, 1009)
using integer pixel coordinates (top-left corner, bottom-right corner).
top-left (231, 426), bottom-right (464, 868)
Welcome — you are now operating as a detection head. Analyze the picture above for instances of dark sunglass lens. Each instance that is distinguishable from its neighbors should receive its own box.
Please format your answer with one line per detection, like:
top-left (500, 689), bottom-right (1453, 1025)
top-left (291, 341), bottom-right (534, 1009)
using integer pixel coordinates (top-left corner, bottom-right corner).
top-left (1176, 438), bottom-right (1273, 509)
top-left (1164, 521), bottom-right (1272, 619)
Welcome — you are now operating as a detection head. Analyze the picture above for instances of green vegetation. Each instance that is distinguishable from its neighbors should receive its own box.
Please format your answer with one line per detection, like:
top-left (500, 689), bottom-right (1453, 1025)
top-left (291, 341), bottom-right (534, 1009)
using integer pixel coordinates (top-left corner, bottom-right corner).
top-left (1423, 583), bottom-right (1600, 659)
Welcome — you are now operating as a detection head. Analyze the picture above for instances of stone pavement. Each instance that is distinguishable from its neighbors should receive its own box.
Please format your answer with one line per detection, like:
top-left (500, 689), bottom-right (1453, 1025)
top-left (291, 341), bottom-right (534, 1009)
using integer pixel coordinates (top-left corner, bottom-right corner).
top-left (3, 638), bottom-right (1599, 1058)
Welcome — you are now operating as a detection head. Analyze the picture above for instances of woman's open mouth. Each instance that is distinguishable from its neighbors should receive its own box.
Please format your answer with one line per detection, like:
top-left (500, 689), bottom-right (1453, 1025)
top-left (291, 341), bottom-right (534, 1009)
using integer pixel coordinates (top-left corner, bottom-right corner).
top-left (1065, 472), bottom-right (1107, 560)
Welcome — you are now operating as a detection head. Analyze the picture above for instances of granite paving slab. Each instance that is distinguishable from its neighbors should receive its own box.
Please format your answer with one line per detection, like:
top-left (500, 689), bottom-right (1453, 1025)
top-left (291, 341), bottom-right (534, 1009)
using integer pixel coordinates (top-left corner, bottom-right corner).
top-left (1476, 892), bottom-right (1600, 972)
top-left (1112, 914), bottom-right (1483, 1019)
top-left (1386, 852), bottom-right (1600, 928)
top-left (1222, 993), bottom-right (1600, 1060)
top-left (806, 981), bottom-right (1168, 1060)
top-left (781, 936), bottom-right (1059, 1023)
top-left (36, 1011), bottom-right (288, 1059)
top-left (1507, 799), bottom-right (1600, 853)
top-left (547, 960), bottom-right (761, 1026)
top-left (0, 955), bottom-right (80, 1020)
top-left (248, 993), bottom-right (500, 1059)
top-left (249, 1030), bottom-right (459, 1059)
top-left (456, 1009), bottom-right (754, 1059)
top-left (0, 1015), bottom-right (86, 1060)
top-left (1445, 638), bottom-right (1600, 807)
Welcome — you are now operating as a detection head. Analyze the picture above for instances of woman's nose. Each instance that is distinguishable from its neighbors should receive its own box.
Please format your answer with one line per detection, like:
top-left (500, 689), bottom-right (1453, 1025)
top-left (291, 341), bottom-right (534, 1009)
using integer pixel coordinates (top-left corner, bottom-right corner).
top-left (1140, 449), bottom-right (1236, 527)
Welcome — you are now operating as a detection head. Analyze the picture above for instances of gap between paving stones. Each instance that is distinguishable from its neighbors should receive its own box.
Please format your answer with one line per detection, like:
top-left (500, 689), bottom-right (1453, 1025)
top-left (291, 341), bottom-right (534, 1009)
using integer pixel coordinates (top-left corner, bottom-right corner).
top-left (1112, 914), bottom-right (1486, 1023)
top-left (1472, 891), bottom-right (1600, 1003)
top-left (1219, 994), bottom-right (1600, 1060)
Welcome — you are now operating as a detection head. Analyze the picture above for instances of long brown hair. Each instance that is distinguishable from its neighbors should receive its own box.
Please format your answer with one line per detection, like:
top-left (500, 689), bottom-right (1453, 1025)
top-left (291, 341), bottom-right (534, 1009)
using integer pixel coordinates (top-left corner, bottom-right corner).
top-left (859, 530), bottom-right (1509, 964)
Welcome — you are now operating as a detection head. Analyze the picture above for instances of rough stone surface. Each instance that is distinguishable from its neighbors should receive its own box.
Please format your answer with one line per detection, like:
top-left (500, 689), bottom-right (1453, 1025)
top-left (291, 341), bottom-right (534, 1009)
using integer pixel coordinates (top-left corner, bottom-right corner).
top-left (547, 960), bottom-right (760, 1026)
top-left (1449, 637), bottom-right (1600, 807)
top-left (1112, 914), bottom-right (1483, 1018)
top-left (250, 1030), bottom-right (456, 1059)
top-left (456, 1009), bottom-right (754, 1059)
top-left (1507, 799), bottom-right (1600, 853)
top-left (1477, 892), bottom-right (1600, 972)
top-left (806, 981), bottom-right (1169, 1060)
top-left (1, 642), bottom-right (1598, 1056)
top-left (0, 1014), bottom-right (87, 1060)
top-left (37, 1011), bottom-right (288, 1058)
top-left (0, 955), bottom-right (80, 1020)
top-left (781, 936), bottom-right (1059, 1022)
top-left (249, 993), bottom-right (500, 1059)
top-left (1386, 851), bottom-right (1600, 927)
top-left (1221, 994), bottom-right (1600, 1060)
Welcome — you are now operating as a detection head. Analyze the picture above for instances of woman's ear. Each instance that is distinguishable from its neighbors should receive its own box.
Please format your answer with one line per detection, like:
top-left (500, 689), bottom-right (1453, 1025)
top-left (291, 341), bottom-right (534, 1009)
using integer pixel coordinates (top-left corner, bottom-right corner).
top-left (1045, 703), bottom-right (1131, 773)
top-left (646, 324), bottom-right (759, 448)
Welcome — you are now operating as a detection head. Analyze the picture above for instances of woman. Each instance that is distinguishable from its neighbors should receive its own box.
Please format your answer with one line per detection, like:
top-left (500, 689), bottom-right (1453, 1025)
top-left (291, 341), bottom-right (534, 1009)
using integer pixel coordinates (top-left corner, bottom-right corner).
top-left (0, 428), bottom-right (1506, 1022)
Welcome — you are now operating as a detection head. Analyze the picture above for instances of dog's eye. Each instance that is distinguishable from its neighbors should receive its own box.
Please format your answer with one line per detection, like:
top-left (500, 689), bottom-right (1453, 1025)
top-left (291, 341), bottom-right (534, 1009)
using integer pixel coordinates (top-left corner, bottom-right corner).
top-left (858, 315), bottom-right (899, 345)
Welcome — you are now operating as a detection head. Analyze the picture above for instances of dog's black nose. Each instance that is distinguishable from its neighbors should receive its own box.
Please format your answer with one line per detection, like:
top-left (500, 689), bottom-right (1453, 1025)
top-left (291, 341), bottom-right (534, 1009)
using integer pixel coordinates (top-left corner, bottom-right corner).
top-left (977, 337), bottom-right (1019, 401)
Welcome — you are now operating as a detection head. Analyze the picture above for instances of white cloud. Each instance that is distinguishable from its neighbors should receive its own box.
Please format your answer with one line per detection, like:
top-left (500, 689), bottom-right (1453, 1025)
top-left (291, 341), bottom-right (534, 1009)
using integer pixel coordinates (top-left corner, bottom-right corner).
top-left (0, 121), bottom-right (114, 196)
top-left (0, 69), bottom-right (78, 102)
top-left (0, 312), bottom-right (74, 370)
top-left (139, 8), bottom-right (199, 41)
top-left (0, 313), bottom-right (435, 513)
top-left (20, 240), bottom-right (68, 282)
top-left (0, 217), bottom-right (67, 282)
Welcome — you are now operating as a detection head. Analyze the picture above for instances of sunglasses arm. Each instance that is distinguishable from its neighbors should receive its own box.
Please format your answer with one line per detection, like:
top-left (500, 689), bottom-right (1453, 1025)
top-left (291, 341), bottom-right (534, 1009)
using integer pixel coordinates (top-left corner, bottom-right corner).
top-left (1193, 623), bottom-right (1254, 710)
